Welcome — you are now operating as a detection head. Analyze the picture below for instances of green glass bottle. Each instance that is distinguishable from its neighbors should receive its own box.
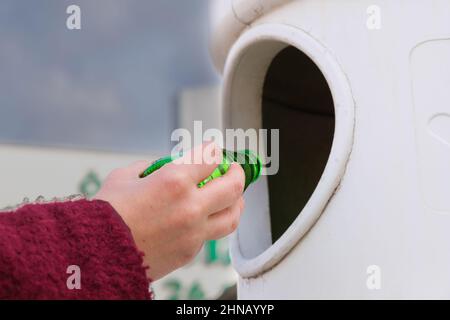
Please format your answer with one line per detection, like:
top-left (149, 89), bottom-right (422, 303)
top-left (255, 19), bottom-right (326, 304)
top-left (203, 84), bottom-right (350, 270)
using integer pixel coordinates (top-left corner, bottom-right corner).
top-left (139, 149), bottom-right (261, 191)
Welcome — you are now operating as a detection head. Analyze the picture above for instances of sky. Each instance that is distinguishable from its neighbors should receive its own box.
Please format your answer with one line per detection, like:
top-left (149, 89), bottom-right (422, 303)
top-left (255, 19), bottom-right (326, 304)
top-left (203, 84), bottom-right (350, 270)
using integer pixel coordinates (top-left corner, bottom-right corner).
top-left (0, 0), bottom-right (219, 153)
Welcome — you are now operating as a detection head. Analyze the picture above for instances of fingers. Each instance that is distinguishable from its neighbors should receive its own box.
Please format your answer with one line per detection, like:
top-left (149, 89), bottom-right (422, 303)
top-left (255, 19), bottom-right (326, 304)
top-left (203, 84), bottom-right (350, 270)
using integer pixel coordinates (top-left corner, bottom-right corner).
top-left (170, 141), bottom-right (223, 183)
top-left (197, 162), bottom-right (245, 215)
top-left (205, 197), bottom-right (245, 240)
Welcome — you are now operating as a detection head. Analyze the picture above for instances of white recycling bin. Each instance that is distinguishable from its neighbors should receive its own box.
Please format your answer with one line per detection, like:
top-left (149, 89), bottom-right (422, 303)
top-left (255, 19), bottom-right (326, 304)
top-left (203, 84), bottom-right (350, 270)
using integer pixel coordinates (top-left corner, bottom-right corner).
top-left (210, 0), bottom-right (450, 299)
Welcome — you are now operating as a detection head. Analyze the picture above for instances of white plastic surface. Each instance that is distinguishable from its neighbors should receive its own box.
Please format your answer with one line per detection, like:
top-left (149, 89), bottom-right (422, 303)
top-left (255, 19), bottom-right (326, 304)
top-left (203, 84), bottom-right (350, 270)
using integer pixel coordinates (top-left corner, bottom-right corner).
top-left (411, 39), bottom-right (450, 214)
top-left (214, 0), bottom-right (450, 299)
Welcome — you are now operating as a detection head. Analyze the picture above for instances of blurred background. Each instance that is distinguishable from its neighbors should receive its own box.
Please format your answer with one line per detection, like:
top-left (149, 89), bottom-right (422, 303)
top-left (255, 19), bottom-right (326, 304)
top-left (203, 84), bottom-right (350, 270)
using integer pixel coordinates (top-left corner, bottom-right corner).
top-left (0, 0), bottom-right (219, 152)
top-left (0, 0), bottom-right (235, 300)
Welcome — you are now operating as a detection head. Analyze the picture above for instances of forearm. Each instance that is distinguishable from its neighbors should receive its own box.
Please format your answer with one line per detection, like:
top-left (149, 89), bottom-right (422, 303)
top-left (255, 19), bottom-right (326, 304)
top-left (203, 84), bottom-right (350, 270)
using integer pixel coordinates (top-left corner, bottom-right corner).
top-left (0, 198), bottom-right (152, 300)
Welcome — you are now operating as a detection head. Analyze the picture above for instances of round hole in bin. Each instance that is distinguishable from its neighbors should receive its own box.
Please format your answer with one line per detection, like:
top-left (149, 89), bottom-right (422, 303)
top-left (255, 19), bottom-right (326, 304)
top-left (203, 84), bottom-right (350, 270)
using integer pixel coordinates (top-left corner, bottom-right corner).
top-left (223, 24), bottom-right (354, 277)
top-left (262, 46), bottom-right (335, 243)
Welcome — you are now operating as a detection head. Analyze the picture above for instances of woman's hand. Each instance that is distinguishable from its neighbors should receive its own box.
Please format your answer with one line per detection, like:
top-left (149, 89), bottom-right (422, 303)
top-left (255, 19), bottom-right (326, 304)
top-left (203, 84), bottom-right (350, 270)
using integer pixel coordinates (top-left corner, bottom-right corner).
top-left (94, 142), bottom-right (245, 280)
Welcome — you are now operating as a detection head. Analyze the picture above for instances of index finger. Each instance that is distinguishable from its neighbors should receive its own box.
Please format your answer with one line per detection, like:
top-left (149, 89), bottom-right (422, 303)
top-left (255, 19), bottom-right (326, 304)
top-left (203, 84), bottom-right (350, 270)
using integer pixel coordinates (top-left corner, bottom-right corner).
top-left (169, 141), bottom-right (223, 183)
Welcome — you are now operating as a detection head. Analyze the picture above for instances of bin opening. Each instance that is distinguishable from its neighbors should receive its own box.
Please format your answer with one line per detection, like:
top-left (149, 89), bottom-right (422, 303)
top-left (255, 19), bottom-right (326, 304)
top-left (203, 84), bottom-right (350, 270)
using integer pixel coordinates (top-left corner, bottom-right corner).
top-left (262, 46), bottom-right (335, 243)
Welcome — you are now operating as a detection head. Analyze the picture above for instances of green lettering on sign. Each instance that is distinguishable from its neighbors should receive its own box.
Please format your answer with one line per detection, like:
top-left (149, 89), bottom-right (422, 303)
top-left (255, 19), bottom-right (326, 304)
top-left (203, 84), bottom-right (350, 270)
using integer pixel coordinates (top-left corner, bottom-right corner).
top-left (79, 170), bottom-right (102, 197)
top-left (205, 240), bottom-right (231, 266)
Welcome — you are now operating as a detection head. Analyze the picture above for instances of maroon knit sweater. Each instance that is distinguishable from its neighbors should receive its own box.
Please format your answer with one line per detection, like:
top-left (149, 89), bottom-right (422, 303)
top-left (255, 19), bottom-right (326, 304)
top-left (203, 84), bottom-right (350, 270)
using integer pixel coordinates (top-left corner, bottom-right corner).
top-left (0, 199), bottom-right (152, 300)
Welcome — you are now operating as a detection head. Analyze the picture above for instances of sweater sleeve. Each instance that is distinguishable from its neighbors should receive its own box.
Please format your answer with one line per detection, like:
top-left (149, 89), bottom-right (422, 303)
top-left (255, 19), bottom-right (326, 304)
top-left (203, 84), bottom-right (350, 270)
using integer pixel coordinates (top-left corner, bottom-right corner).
top-left (0, 198), bottom-right (152, 300)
